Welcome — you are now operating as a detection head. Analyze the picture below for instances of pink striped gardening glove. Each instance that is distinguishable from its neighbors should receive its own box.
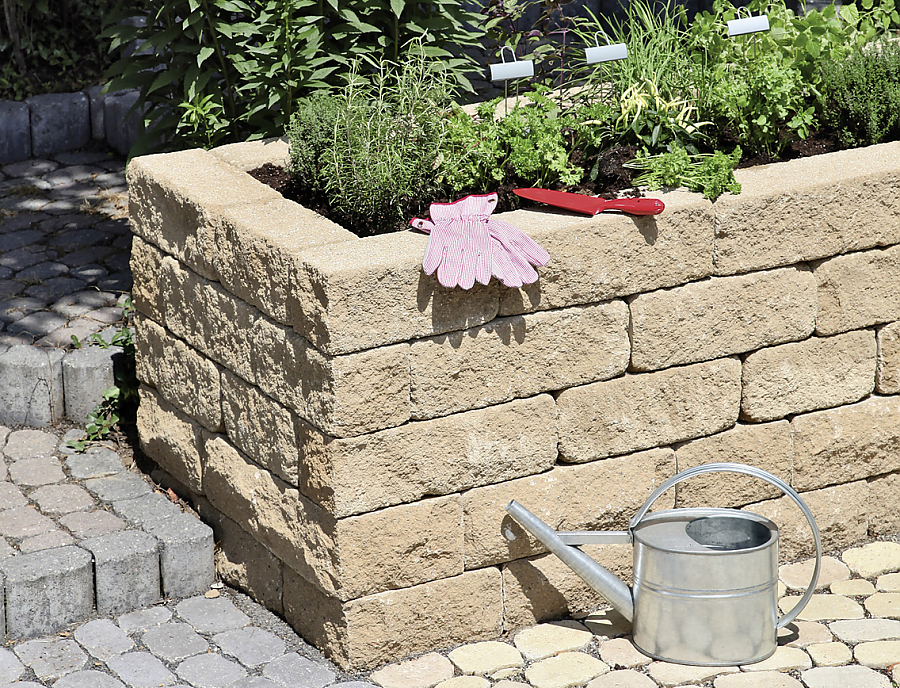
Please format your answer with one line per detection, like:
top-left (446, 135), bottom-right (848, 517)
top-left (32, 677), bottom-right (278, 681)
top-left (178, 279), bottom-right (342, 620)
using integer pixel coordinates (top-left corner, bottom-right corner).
top-left (411, 193), bottom-right (549, 290)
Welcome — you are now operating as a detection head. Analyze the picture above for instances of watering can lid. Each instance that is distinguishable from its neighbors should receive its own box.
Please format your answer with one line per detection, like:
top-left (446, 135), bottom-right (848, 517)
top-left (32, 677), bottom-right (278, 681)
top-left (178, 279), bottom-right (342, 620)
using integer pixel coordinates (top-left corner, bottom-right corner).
top-left (632, 507), bottom-right (778, 554)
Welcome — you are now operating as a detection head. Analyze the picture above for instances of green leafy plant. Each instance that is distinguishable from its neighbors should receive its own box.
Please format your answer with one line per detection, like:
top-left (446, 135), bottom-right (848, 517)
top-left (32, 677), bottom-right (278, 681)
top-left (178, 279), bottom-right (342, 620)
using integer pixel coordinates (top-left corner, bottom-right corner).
top-left (437, 100), bottom-right (507, 193)
top-left (817, 37), bottom-right (900, 148)
top-left (614, 77), bottom-right (710, 153)
top-left (625, 145), bottom-right (742, 200)
top-left (102, 0), bottom-right (484, 155)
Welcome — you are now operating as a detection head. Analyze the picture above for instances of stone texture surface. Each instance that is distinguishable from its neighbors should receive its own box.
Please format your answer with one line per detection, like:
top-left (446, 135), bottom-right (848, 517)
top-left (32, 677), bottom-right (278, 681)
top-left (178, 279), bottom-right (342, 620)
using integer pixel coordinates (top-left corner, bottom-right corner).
top-left (409, 301), bottom-right (629, 420)
top-left (867, 472), bottom-right (900, 537)
top-left (714, 141), bottom-right (900, 274)
top-left (779, 594), bottom-right (865, 621)
top-left (598, 639), bottom-right (652, 669)
top-left (646, 662), bottom-right (737, 687)
top-left (800, 665), bottom-right (892, 688)
top-left (814, 244), bottom-right (900, 336)
top-left (714, 673), bottom-right (803, 688)
top-left (447, 642), bottom-right (523, 676)
top-left (829, 619), bottom-right (900, 643)
top-left (741, 330), bottom-right (876, 422)
top-left (369, 653), bottom-right (454, 688)
top-left (780, 556), bottom-right (849, 592)
top-left (865, 593), bottom-right (900, 619)
top-left (843, 542), bottom-right (900, 578)
top-left (740, 646), bottom-right (811, 672)
top-left (496, 191), bottom-right (715, 315)
top-left (629, 266), bottom-right (816, 371)
top-left (463, 448), bottom-right (674, 568)
top-left (674, 421), bottom-right (791, 507)
top-left (299, 394), bottom-right (558, 517)
top-left (806, 642), bottom-right (852, 667)
top-left (876, 321), bottom-right (900, 393)
top-left (877, 572), bottom-right (900, 592)
top-left (524, 652), bottom-right (608, 688)
top-left (557, 358), bottom-right (741, 462)
top-left (853, 640), bottom-right (900, 668)
top-left (830, 579), bottom-right (875, 597)
top-left (513, 622), bottom-right (593, 661)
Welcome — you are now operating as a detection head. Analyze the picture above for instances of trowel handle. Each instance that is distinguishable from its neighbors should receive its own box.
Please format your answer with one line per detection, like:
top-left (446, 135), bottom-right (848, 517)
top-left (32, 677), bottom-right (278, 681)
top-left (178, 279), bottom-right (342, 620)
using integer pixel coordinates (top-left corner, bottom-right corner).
top-left (630, 462), bottom-right (822, 629)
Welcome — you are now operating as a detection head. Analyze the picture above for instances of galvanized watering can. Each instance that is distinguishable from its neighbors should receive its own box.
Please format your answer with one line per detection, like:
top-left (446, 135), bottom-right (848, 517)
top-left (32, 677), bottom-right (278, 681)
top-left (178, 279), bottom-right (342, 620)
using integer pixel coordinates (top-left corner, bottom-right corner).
top-left (505, 463), bottom-right (822, 666)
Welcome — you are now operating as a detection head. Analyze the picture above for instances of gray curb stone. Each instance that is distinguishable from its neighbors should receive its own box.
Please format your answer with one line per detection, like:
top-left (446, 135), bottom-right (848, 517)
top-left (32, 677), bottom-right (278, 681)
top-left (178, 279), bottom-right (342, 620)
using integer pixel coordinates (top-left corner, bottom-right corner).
top-left (143, 514), bottom-right (215, 598)
top-left (82, 530), bottom-right (161, 615)
top-left (0, 101), bottom-right (31, 164)
top-left (0, 345), bottom-right (64, 426)
top-left (26, 93), bottom-right (91, 159)
top-left (1, 546), bottom-right (94, 638)
top-left (63, 344), bottom-right (122, 423)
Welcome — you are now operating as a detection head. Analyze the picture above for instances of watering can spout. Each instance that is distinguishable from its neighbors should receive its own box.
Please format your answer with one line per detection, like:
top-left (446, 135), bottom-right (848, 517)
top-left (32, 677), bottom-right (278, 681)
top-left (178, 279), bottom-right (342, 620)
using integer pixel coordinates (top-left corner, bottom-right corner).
top-left (505, 500), bottom-right (635, 622)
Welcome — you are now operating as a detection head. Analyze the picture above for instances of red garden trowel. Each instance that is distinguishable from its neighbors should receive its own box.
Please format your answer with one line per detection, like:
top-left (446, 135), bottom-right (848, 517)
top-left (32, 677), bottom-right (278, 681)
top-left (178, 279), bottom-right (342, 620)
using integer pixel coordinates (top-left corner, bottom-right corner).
top-left (514, 188), bottom-right (665, 216)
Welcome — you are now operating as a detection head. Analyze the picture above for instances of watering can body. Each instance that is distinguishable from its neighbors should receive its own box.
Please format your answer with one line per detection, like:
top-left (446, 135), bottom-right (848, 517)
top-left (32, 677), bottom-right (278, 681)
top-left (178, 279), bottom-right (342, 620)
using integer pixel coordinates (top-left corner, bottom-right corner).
top-left (505, 463), bottom-right (822, 667)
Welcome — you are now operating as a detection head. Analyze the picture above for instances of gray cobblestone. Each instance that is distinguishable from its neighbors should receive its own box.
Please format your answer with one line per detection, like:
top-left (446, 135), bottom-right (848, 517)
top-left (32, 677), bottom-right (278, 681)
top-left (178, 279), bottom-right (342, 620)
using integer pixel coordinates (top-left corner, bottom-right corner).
top-left (9, 457), bottom-right (66, 486)
top-left (4, 428), bottom-right (58, 459)
top-left (60, 510), bottom-right (127, 539)
top-left (0, 483), bottom-right (28, 510)
top-left (0, 649), bottom-right (24, 684)
top-left (0, 505), bottom-right (57, 539)
top-left (82, 530), bottom-right (160, 614)
top-left (175, 597), bottom-right (249, 635)
top-left (74, 619), bottom-right (135, 661)
top-left (107, 652), bottom-right (176, 688)
top-left (65, 447), bottom-right (125, 479)
top-left (54, 670), bottom-right (126, 688)
top-left (14, 639), bottom-right (87, 681)
top-left (84, 473), bottom-right (152, 503)
top-left (19, 528), bottom-right (74, 553)
top-left (142, 623), bottom-right (208, 663)
top-left (213, 628), bottom-right (285, 667)
top-left (112, 493), bottom-right (181, 527)
top-left (176, 653), bottom-right (248, 688)
top-left (31, 484), bottom-right (94, 515)
top-left (263, 654), bottom-right (335, 688)
top-left (116, 607), bottom-right (172, 635)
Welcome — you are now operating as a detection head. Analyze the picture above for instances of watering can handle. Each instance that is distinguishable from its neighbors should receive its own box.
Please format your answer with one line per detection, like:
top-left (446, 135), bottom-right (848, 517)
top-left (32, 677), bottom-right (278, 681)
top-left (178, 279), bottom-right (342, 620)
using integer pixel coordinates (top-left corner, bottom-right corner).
top-left (628, 462), bottom-right (822, 629)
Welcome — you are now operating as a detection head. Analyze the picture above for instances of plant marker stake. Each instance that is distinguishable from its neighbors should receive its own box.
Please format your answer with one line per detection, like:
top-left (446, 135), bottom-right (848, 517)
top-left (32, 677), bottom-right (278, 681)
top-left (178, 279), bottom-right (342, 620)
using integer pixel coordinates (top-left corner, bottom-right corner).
top-left (585, 31), bottom-right (627, 100)
top-left (489, 46), bottom-right (534, 114)
top-left (727, 7), bottom-right (770, 60)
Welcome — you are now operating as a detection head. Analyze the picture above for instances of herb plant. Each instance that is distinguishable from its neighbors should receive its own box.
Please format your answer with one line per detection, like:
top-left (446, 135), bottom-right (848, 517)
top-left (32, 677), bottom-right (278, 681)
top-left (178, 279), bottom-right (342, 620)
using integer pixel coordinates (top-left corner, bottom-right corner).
top-left (625, 146), bottom-right (742, 200)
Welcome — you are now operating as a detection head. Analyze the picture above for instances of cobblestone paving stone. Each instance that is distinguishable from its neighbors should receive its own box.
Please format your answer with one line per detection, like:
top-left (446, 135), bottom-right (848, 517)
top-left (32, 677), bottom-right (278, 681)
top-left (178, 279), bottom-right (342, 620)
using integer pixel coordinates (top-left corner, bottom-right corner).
top-left (2, 147), bottom-right (900, 688)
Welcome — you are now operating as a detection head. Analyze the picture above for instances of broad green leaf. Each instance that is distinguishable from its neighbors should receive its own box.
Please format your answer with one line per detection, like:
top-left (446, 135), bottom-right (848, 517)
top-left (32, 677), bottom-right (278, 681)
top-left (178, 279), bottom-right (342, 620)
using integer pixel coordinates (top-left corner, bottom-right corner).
top-left (197, 46), bottom-right (215, 67)
top-left (390, 0), bottom-right (404, 17)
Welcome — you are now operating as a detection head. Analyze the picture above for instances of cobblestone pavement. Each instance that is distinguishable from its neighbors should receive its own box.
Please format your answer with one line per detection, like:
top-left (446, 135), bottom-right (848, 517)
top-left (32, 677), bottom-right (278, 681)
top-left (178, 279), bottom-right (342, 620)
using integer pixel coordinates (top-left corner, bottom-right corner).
top-left (1, 148), bottom-right (898, 688)
top-left (0, 146), bottom-right (131, 350)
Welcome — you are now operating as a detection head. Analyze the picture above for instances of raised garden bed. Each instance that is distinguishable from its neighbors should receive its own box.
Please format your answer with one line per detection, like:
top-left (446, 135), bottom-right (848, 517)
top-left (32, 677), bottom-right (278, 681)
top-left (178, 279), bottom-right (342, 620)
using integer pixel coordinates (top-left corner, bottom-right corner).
top-left (128, 137), bottom-right (900, 670)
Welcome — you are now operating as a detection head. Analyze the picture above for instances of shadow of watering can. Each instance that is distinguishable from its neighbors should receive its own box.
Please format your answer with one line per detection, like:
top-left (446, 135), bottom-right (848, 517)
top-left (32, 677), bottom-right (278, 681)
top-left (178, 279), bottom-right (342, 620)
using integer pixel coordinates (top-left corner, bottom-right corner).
top-left (505, 463), bottom-right (822, 667)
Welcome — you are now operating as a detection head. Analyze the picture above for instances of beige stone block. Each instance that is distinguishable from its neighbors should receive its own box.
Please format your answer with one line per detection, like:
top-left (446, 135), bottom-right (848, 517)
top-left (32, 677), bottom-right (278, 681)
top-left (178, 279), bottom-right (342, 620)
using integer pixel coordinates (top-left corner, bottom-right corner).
top-left (829, 618), bottom-right (900, 643)
top-left (447, 641), bottom-right (523, 676)
top-left (714, 672), bottom-right (803, 688)
top-left (587, 669), bottom-right (656, 688)
top-left (598, 638), bottom-right (651, 669)
top-left (780, 594), bottom-right (865, 622)
top-left (292, 230), bottom-right (499, 356)
top-left (647, 661), bottom-right (737, 687)
top-left (463, 448), bottom-right (675, 568)
top-left (867, 593), bottom-right (900, 619)
top-left (195, 497), bottom-right (283, 615)
top-left (435, 677), bottom-right (489, 688)
top-left (877, 573), bottom-right (900, 593)
top-left (740, 646), bottom-right (811, 672)
top-left (134, 314), bottom-right (222, 432)
top-left (160, 255), bottom-right (259, 384)
top-left (831, 579), bottom-right (876, 597)
top-left (209, 137), bottom-right (290, 171)
top-left (674, 421), bottom-right (792, 508)
top-left (130, 237), bottom-right (166, 321)
top-left (300, 394), bottom-right (558, 518)
top-left (806, 642), bottom-right (852, 667)
top-left (409, 301), bottom-right (629, 420)
top-left (370, 653), bottom-right (455, 688)
top-left (203, 432), bottom-right (464, 600)
top-left (210, 198), bottom-right (354, 326)
top-left (136, 385), bottom-right (204, 495)
top-left (630, 266), bottom-right (816, 371)
top-left (714, 141), bottom-right (900, 275)
top-left (854, 640), bottom-right (900, 668)
top-left (868, 472), bottom-right (900, 537)
top-left (498, 190), bottom-right (714, 316)
top-left (781, 556), bottom-right (849, 592)
top-left (283, 567), bottom-right (503, 670)
top-left (525, 652), bottom-right (609, 688)
top-left (777, 620), bottom-right (833, 648)
top-left (742, 331), bottom-right (876, 422)
top-left (582, 608), bottom-right (632, 640)
top-left (745, 481), bottom-right (868, 561)
top-left (557, 358), bottom-right (741, 462)
top-left (221, 369), bottom-right (300, 485)
top-left (514, 623), bottom-right (593, 659)
top-left (814, 244), bottom-right (900, 335)
top-left (791, 396), bottom-right (900, 491)
top-left (876, 321), bottom-right (900, 393)
top-left (128, 148), bottom-right (281, 280)
top-left (502, 544), bottom-right (632, 628)
top-left (251, 315), bottom-right (410, 438)
top-left (843, 542), bottom-right (900, 579)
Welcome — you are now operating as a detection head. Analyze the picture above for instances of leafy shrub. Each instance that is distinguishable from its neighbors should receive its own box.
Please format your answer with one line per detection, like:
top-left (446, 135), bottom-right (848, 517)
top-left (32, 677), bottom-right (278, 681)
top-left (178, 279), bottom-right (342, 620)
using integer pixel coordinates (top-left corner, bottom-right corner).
top-left (102, 0), bottom-right (484, 155)
top-left (1, 0), bottom-right (112, 99)
top-left (287, 50), bottom-right (452, 234)
top-left (817, 37), bottom-right (900, 148)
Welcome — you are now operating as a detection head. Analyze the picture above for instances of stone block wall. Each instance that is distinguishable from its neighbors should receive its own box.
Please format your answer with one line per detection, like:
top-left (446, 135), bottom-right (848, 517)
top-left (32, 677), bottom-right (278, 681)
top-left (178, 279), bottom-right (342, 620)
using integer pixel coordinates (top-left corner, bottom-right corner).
top-left (127, 138), bottom-right (900, 670)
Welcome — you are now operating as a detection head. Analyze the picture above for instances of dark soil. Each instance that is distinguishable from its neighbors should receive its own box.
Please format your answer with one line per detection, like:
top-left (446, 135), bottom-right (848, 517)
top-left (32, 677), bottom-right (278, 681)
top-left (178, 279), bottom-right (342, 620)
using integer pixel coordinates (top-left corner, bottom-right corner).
top-left (248, 133), bottom-right (839, 239)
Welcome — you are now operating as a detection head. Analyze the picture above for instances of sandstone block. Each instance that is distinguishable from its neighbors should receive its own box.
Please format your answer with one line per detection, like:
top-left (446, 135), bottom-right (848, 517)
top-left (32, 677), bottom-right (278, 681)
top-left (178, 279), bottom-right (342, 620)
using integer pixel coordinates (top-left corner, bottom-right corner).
top-left (714, 141), bottom-right (900, 275)
top-left (629, 266), bottom-right (816, 371)
top-left (831, 578), bottom-right (875, 596)
top-left (791, 396), bottom-right (900, 491)
top-left (134, 315), bottom-right (222, 432)
top-left (741, 330), bottom-right (876, 422)
top-left (282, 567), bottom-right (503, 670)
top-left (780, 556), bottom-right (849, 592)
top-left (557, 358), bottom-right (741, 462)
top-left (876, 321), bottom-right (900, 393)
top-left (814, 244), bottom-right (900, 335)
top-left (221, 369), bottom-right (300, 486)
top-left (210, 198), bottom-right (353, 326)
top-left (251, 316), bottom-right (410, 437)
top-left (502, 544), bottom-right (632, 628)
top-left (209, 138), bottom-right (290, 171)
top-left (136, 386), bottom-right (204, 495)
top-left (854, 640), bottom-right (900, 668)
top-left (127, 149), bottom-right (281, 281)
top-left (674, 421), bottom-right (792, 507)
top-left (498, 190), bottom-right (714, 316)
top-left (463, 448), bottom-right (675, 568)
top-left (292, 230), bottom-right (499, 356)
top-left (744, 480), bottom-right (868, 561)
top-left (195, 498), bottom-right (284, 615)
top-left (410, 301), bottom-right (629, 420)
top-left (806, 642), bottom-right (852, 667)
top-left (160, 255), bottom-right (259, 384)
top-left (203, 434), bottom-right (464, 600)
top-left (369, 652), bottom-right (454, 688)
top-left (524, 652), bottom-right (609, 688)
top-left (513, 622), bottom-right (593, 660)
top-left (130, 237), bottom-right (166, 322)
top-left (448, 641), bottom-right (523, 676)
top-left (843, 542), bottom-right (900, 579)
top-left (868, 472), bottom-right (900, 537)
top-left (300, 394), bottom-right (558, 518)
top-left (779, 594), bottom-right (864, 622)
